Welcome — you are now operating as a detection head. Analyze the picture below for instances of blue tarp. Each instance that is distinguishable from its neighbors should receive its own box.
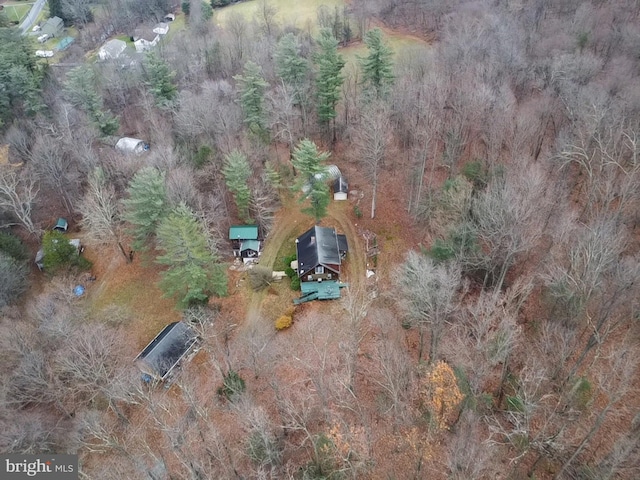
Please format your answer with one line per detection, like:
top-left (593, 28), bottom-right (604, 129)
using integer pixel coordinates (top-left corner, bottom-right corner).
top-left (73, 285), bottom-right (85, 296)
top-left (55, 37), bottom-right (74, 51)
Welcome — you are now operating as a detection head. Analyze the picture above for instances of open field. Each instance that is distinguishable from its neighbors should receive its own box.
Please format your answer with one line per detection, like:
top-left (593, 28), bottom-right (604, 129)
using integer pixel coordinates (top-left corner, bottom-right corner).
top-left (214, 0), bottom-right (344, 31)
top-left (2, 2), bottom-right (31, 22)
top-left (340, 27), bottom-right (430, 68)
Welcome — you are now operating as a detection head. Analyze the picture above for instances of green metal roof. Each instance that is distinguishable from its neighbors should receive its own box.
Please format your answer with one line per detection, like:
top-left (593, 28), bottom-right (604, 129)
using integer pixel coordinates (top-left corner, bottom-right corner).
top-left (229, 225), bottom-right (258, 240)
top-left (300, 280), bottom-right (344, 300)
top-left (240, 240), bottom-right (260, 252)
top-left (54, 218), bottom-right (68, 230)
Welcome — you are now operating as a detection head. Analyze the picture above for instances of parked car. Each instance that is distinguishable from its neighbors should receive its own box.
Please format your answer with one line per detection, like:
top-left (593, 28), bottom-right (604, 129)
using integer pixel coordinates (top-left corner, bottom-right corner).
top-left (37, 34), bottom-right (51, 43)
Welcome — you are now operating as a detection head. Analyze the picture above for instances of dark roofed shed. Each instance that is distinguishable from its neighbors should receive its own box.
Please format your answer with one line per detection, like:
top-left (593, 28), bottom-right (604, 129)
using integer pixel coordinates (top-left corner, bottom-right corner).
top-left (135, 322), bottom-right (199, 381)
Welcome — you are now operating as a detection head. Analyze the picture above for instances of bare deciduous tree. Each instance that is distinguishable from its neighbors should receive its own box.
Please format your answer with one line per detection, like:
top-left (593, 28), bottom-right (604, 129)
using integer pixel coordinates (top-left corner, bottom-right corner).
top-left (78, 168), bottom-right (130, 262)
top-left (394, 251), bottom-right (461, 363)
top-left (352, 101), bottom-right (391, 219)
top-left (0, 167), bottom-right (39, 234)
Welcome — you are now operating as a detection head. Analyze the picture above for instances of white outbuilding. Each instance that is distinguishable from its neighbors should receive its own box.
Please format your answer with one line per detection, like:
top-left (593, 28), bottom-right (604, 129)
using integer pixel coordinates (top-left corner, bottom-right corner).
top-left (115, 137), bottom-right (148, 155)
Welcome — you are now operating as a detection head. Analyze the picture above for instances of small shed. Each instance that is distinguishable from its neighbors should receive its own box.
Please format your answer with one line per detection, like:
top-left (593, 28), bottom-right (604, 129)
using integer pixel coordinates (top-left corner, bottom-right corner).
top-left (41, 16), bottom-right (63, 38)
top-left (333, 176), bottom-right (348, 201)
top-left (229, 225), bottom-right (259, 258)
top-left (302, 165), bottom-right (342, 194)
top-left (98, 39), bottom-right (127, 60)
top-left (115, 137), bottom-right (148, 155)
top-left (153, 22), bottom-right (169, 35)
top-left (134, 322), bottom-right (199, 382)
top-left (53, 218), bottom-right (68, 232)
top-left (164, 13), bottom-right (176, 22)
top-left (239, 240), bottom-right (261, 263)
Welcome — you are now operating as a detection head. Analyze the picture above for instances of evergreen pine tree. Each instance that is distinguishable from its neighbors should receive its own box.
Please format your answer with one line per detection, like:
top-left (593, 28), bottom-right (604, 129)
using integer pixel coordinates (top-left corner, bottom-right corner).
top-left (122, 167), bottom-right (167, 251)
top-left (313, 29), bottom-right (345, 139)
top-left (143, 52), bottom-right (177, 107)
top-left (275, 33), bottom-right (309, 103)
top-left (234, 61), bottom-right (269, 138)
top-left (292, 139), bottom-right (332, 222)
top-left (156, 203), bottom-right (227, 308)
top-left (359, 28), bottom-right (395, 99)
top-left (64, 66), bottom-right (119, 135)
top-left (42, 230), bottom-right (78, 273)
top-left (222, 150), bottom-right (252, 223)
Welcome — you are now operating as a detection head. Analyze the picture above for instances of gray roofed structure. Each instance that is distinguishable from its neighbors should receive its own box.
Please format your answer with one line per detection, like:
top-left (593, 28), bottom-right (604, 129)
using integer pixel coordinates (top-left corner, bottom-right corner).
top-left (41, 16), bottom-right (63, 37)
top-left (135, 322), bottom-right (199, 381)
top-left (296, 226), bottom-right (341, 278)
top-left (98, 39), bottom-right (127, 60)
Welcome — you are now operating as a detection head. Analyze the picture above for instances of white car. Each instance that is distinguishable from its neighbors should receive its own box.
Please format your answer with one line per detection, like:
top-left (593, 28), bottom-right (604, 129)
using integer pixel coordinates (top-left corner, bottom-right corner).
top-left (35, 50), bottom-right (54, 58)
top-left (37, 34), bottom-right (51, 43)
top-left (32, 25), bottom-right (41, 32)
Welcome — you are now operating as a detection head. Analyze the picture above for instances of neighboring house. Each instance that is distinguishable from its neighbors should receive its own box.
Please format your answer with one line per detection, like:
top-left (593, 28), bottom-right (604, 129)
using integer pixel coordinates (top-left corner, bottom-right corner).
top-left (333, 176), bottom-right (348, 201)
top-left (115, 137), bottom-right (149, 154)
top-left (229, 225), bottom-right (261, 263)
top-left (133, 26), bottom-right (160, 53)
top-left (153, 22), bottom-right (169, 35)
top-left (134, 322), bottom-right (200, 382)
top-left (35, 238), bottom-right (81, 271)
top-left (41, 16), bottom-right (63, 38)
top-left (98, 38), bottom-right (127, 60)
top-left (294, 225), bottom-right (348, 304)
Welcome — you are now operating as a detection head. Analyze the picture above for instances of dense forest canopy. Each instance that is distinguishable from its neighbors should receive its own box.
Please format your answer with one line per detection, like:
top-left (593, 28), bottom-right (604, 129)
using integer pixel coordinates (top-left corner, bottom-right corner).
top-left (1, 0), bottom-right (640, 478)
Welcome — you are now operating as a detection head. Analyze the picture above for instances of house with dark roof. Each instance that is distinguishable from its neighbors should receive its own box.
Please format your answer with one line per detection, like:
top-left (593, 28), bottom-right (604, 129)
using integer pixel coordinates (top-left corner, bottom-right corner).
top-left (294, 226), bottom-right (348, 303)
top-left (296, 226), bottom-right (348, 282)
top-left (134, 322), bottom-right (199, 382)
top-left (229, 225), bottom-right (261, 262)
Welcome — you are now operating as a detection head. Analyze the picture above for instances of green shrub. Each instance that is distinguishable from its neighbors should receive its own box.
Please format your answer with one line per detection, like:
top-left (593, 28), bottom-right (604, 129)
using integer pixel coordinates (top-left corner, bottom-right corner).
top-left (193, 145), bottom-right (213, 168)
top-left (0, 232), bottom-right (28, 262)
top-left (42, 231), bottom-right (78, 274)
top-left (354, 205), bottom-right (362, 218)
top-left (290, 275), bottom-right (300, 291)
top-left (428, 238), bottom-right (456, 262)
top-left (284, 266), bottom-right (295, 278)
top-left (218, 370), bottom-right (246, 401)
top-left (461, 160), bottom-right (488, 189)
top-left (570, 376), bottom-right (593, 411)
top-left (506, 395), bottom-right (525, 412)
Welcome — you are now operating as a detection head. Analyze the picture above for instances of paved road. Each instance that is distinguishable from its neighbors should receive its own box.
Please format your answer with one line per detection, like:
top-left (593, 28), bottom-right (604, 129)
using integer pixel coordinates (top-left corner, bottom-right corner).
top-left (19, 0), bottom-right (46, 34)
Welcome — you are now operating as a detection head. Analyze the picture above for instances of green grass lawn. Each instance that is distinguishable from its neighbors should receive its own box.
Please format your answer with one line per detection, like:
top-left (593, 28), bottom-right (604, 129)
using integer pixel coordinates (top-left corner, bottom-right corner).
top-left (3, 3), bottom-right (31, 23)
top-left (214, 0), bottom-right (345, 31)
top-left (340, 32), bottom-right (430, 69)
